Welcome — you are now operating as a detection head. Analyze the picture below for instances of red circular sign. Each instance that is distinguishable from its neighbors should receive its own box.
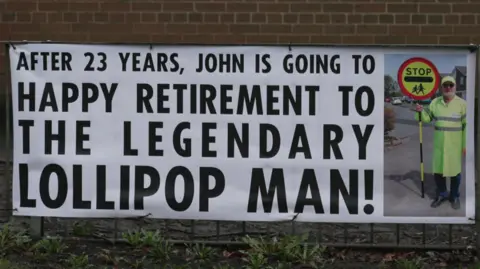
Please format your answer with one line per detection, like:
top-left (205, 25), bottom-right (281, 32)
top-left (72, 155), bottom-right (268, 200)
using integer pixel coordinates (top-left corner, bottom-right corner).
top-left (397, 57), bottom-right (440, 101)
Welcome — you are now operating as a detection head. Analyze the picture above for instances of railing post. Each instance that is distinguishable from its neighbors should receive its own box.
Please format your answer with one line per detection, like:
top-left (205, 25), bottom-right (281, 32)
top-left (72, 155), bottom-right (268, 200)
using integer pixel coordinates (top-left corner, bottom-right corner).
top-left (475, 46), bottom-right (480, 257)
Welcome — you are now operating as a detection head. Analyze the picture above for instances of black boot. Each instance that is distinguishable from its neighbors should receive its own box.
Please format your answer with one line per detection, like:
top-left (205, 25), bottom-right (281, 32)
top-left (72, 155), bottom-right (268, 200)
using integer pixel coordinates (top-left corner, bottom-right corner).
top-left (432, 174), bottom-right (448, 208)
top-left (451, 197), bottom-right (460, 210)
top-left (450, 174), bottom-right (461, 210)
top-left (431, 196), bottom-right (448, 208)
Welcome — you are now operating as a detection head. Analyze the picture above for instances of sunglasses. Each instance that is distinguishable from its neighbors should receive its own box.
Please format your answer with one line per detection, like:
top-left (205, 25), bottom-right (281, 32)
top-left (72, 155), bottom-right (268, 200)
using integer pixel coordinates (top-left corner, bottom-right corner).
top-left (442, 83), bottom-right (455, 88)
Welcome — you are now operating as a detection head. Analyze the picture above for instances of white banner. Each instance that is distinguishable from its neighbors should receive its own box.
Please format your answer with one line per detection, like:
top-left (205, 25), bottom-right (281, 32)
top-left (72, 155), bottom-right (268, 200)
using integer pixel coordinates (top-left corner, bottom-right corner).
top-left (8, 44), bottom-right (476, 223)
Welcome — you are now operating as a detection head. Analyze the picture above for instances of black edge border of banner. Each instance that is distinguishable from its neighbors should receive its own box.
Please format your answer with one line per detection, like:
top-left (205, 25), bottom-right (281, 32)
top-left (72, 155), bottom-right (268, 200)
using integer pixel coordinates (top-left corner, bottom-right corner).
top-left (1, 41), bottom-right (479, 52)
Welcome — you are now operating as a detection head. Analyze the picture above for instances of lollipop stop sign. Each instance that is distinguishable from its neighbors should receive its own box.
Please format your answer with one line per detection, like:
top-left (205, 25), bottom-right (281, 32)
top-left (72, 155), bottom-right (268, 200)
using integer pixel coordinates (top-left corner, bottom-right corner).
top-left (397, 57), bottom-right (440, 100)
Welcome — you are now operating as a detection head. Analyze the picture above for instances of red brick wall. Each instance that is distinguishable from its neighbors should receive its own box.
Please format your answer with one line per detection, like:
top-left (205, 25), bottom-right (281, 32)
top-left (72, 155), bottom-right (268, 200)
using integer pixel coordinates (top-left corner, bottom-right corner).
top-left (1, 0), bottom-right (479, 83)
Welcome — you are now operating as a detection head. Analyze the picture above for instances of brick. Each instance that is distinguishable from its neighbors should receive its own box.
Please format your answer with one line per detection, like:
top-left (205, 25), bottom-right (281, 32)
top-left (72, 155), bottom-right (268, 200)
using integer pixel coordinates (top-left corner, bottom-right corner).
top-left (172, 14), bottom-right (188, 23)
top-left (133, 24), bottom-right (165, 34)
top-left (51, 33), bottom-right (90, 42)
top-left (8, 32), bottom-right (43, 41)
top-left (452, 4), bottom-right (480, 13)
top-left (94, 12), bottom-right (109, 23)
top-left (355, 4), bottom-right (385, 13)
top-left (460, 15), bottom-right (475, 24)
top-left (89, 33), bottom-right (150, 43)
top-left (48, 12), bottom-right (63, 23)
top-left (258, 3), bottom-right (289, 12)
top-left (6, 2), bottom-right (38, 11)
top-left (387, 4), bottom-right (418, 13)
top-left (32, 13), bottom-right (48, 23)
top-left (204, 14), bottom-right (219, 23)
top-left (72, 23), bottom-right (132, 33)
top-left (250, 13), bottom-right (265, 24)
top-left (375, 35), bottom-right (406, 44)
top-left (379, 15), bottom-right (394, 24)
top-left (356, 25), bottom-right (387, 35)
top-left (16, 13), bottom-right (32, 23)
top-left (78, 13), bottom-right (94, 23)
top-left (157, 13), bottom-right (172, 23)
top-left (166, 24), bottom-right (197, 34)
top-left (363, 15), bottom-right (378, 24)
top-left (109, 13), bottom-right (126, 24)
top-left (292, 24), bottom-right (321, 34)
top-left (213, 34), bottom-right (246, 44)
top-left (323, 4), bottom-right (353, 13)
top-left (325, 25), bottom-right (355, 35)
top-left (438, 35), bottom-right (471, 45)
top-left (310, 35), bottom-right (342, 44)
top-left (331, 14), bottom-right (347, 24)
top-left (420, 25), bottom-right (453, 35)
top-left (229, 24), bottom-right (259, 34)
top-left (141, 13), bottom-right (158, 23)
top-left (395, 14), bottom-right (410, 24)
top-left (68, 2), bottom-right (98, 12)
top-left (100, 2), bottom-right (130, 12)
top-left (151, 34), bottom-right (181, 43)
top-left (406, 35), bottom-right (439, 45)
top-left (227, 3), bottom-right (257, 12)
top-left (125, 14), bottom-right (141, 24)
top-left (290, 3), bottom-right (322, 12)
top-left (315, 14), bottom-right (330, 24)
top-left (245, 34), bottom-right (278, 44)
top-left (453, 26), bottom-right (480, 35)
top-left (411, 15), bottom-right (426, 24)
top-left (261, 24), bottom-right (292, 34)
top-left (131, 2), bottom-right (162, 12)
top-left (40, 23), bottom-right (71, 33)
top-left (389, 25), bottom-right (419, 36)
top-left (195, 3), bottom-right (226, 12)
top-left (235, 13), bottom-right (250, 23)
top-left (445, 15), bottom-right (459, 24)
top-left (427, 15), bottom-right (443, 24)
top-left (268, 14), bottom-right (283, 24)
top-left (188, 13), bottom-right (203, 23)
top-left (198, 24), bottom-right (229, 34)
top-left (1, 13), bottom-right (15, 23)
top-left (220, 14), bottom-right (234, 23)
top-left (9, 23), bottom-right (40, 33)
top-left (163, 2), bottom-right (194, 12)
top-left (278, 35), bottom-right (311, 44)
top-left (341, 35), bottom-right (374, 44)
top-left (419, 4), bottom-right (451, 13)
top-left (182, 34), bottom-right (215, 44)
top-left (348, 15), bottom-right (362, 24)
top-left (38, 2), bottom-right (69, 11)
top-left (63, 12), bottom-right (79, 23)
top-left (283, 14), bottom-right (298, 24)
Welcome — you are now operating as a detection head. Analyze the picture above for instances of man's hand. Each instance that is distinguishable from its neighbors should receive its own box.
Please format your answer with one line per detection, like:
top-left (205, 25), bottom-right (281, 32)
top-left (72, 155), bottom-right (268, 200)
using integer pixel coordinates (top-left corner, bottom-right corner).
top-left (415, 104), bottom-right (423, 112)
top-left (463, 148), bottom-right (466, 156)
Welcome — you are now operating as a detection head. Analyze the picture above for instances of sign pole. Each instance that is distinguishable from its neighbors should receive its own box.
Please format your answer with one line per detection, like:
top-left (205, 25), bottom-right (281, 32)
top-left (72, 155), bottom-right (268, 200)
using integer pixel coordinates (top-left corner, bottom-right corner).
top-left (397, 57), bottom-right (440, 199)
top-left (418, 111), bottom-right (425, 198)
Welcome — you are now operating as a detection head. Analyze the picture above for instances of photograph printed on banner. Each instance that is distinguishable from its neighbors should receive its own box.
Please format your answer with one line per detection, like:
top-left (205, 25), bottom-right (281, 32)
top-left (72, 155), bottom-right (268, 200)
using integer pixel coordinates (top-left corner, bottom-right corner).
top-left (383, 53), bottom-right (472, 218)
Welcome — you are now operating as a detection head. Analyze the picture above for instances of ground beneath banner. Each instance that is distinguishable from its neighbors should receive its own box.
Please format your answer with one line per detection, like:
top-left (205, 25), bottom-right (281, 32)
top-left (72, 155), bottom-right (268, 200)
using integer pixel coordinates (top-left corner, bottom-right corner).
top-left (0, 219), bottom-right (478, 269)
top-left (0, 237), bottom-right (477, 269)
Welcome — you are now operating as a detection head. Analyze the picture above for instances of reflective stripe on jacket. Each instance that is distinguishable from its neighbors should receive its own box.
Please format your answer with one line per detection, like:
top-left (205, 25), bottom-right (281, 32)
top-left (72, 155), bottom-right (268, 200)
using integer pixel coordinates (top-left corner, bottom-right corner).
top-left (414, 96), bottom-right (466, 177)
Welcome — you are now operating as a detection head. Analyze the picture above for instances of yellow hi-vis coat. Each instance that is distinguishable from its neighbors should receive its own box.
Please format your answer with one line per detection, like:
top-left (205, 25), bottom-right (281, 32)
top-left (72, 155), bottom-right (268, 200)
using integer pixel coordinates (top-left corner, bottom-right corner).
top-left (415, 96), bottom-right (466, 177)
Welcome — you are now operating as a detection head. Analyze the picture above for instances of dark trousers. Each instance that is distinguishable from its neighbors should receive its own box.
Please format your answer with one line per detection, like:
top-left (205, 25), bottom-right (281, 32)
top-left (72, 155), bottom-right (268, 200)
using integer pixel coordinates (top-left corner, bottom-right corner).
top-left (435, 173), bottom-right (461, 199)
